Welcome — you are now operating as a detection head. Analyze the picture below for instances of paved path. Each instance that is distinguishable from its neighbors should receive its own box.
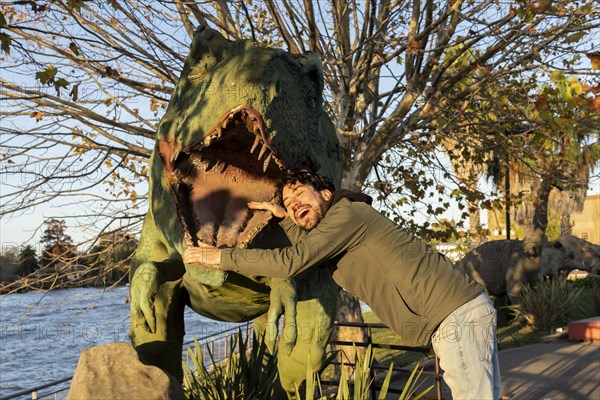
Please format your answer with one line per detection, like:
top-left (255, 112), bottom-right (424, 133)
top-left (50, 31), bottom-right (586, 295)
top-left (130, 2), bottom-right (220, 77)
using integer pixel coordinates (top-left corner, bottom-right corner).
top-left (385, 341), bottom-right (600, 399)
top-left (499, 341), bottom-right (599, 400)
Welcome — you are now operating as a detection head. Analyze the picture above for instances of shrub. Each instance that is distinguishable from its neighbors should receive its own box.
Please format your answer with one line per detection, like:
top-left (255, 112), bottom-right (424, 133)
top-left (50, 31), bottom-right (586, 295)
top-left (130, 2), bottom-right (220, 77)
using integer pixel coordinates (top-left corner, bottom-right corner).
top-left (572, 277), bottom-right (600, 314)
top-left (515, 277), bottom-right (585, 331)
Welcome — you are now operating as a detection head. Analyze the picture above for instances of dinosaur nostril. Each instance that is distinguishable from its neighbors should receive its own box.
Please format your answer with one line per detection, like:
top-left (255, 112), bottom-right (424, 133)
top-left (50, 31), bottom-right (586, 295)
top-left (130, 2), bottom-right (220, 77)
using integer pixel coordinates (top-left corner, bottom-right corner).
top-left (269, 71), bottom-right (281, 100)
top-left (275, 78), bottom-right (282, 95)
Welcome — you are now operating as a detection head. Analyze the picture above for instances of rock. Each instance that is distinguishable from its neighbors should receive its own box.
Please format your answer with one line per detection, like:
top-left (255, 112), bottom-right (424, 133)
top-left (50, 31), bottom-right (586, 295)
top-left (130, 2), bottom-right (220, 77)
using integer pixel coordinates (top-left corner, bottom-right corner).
top-left (67, 342), bottom-right (186, 400)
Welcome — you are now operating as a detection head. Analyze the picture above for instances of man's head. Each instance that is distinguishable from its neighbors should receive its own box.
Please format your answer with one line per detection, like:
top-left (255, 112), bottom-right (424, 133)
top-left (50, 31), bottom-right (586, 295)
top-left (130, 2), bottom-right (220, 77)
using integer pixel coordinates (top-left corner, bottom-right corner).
top-left (276, 171), bottom-right (335, 230)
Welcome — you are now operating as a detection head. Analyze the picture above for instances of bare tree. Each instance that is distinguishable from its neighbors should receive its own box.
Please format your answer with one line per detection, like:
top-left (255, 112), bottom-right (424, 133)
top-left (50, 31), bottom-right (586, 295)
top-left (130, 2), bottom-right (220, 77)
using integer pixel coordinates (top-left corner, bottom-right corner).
top-left (1, 0), bottom-right (598, 359)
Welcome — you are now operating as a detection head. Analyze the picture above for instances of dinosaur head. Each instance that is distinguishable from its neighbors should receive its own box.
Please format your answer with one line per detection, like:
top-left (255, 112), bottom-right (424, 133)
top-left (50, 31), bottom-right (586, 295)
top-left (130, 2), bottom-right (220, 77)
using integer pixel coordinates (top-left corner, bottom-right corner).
top-left (156, 27), bottom-right (340, 261)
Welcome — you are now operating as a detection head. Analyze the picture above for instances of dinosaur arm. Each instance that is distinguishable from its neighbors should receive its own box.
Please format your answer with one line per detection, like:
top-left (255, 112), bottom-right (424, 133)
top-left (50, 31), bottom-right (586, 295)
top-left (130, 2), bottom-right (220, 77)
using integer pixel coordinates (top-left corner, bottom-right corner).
top-left (264, 277), bottom-right (297, 355)
top-left (130, 211), bottom-right (184, 333)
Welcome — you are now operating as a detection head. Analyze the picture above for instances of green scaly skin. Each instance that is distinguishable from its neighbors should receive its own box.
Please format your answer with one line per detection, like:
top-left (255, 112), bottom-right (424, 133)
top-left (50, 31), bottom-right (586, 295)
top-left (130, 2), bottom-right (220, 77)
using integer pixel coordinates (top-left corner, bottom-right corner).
top-left (128, 26), bottom-right (341, 394)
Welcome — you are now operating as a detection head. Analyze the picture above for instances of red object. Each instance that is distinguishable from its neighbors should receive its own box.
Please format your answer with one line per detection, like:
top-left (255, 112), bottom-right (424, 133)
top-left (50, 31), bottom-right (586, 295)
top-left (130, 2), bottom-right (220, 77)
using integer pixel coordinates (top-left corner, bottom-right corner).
top-left (568, 317), bottom-right (600, 343)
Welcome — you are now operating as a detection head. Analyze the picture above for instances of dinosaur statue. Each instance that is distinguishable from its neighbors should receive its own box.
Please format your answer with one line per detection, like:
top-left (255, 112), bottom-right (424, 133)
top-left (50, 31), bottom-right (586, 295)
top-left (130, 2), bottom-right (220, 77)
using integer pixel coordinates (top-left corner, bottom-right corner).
top-left (457, 176), bottom-right (581, 313)
top-left (128, 26), bottom-right (342, 394)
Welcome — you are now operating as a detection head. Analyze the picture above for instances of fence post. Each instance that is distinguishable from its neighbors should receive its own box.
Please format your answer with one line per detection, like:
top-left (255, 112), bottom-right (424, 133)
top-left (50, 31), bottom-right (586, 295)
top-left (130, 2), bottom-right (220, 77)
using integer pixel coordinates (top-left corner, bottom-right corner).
top-left (435, 355), bottom-right (442, 400)
top-left (368, 326), bottom-right (376, 400)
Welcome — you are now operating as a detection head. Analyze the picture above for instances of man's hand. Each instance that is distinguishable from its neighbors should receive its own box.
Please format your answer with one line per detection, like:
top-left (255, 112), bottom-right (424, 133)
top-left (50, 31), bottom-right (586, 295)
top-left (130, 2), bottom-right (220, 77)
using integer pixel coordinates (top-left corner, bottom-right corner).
top-left (183, 242), bottom-right (222, 268)
top-left (248, 201), bottom-right (288, 219)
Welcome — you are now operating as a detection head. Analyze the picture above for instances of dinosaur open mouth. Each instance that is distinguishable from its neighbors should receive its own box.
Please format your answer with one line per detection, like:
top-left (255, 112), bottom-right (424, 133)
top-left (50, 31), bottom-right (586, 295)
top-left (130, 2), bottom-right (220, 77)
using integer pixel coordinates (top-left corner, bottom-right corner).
top-left (159, 105), bottom-right (287, 249)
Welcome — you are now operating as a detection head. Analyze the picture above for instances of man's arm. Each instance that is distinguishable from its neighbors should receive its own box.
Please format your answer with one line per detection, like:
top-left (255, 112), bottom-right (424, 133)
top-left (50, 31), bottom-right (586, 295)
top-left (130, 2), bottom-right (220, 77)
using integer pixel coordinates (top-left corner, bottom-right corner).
top-left (279, 217), bottom-right (306, 244)
top-left (220, 201), bottom-right (367, 278)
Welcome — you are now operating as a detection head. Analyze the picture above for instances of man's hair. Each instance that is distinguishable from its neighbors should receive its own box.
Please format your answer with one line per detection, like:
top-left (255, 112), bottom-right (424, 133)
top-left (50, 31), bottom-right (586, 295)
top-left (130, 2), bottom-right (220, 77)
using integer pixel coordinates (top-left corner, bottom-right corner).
top-left (275, 170), bottom-right (336, 205)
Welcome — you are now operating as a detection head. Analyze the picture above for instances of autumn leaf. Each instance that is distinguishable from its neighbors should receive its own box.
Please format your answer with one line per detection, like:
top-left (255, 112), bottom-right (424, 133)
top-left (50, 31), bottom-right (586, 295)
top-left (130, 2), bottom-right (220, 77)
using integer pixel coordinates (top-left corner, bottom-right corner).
top-left (30, 111), bottom-right (43, 121)
top-left (535, 94), bottom-right (548, 111)
top-left (0, 32), bottom-right (10, 55)
top-left (36, 65), bottom-right (58, 84)
top-left (70, 83), bottom-right (79, 101)
top-left (587, 52), bottom-right (600, 70)
top-left (588, 96), bottom-right (600, 115)
top-left (0, 11), bottom-right (7, 28)
top-left (69, 42), bottom-right (80, 55)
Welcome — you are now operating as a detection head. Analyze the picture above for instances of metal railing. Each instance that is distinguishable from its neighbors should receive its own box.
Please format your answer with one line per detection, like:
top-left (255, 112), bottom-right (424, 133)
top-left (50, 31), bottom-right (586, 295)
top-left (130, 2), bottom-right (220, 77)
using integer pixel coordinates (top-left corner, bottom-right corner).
top-left (1, 320), bottom-right (442, 400)
top-left (325, 321), bottom-right (443, 400)
top-left (0, 322), bottom-right (252, 400)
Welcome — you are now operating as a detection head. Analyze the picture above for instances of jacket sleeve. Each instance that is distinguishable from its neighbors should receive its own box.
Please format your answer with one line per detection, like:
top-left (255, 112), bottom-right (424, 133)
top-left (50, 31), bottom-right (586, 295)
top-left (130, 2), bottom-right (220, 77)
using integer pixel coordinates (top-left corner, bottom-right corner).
top-left (220, 200), bottom-right (367, 278)
top-left (279, 217), bottom-right (306, 244)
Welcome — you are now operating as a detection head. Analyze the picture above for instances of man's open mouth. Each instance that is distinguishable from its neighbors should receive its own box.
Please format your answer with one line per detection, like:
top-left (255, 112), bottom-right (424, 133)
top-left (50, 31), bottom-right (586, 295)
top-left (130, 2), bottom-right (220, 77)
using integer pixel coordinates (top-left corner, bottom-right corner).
top-left (295, 207), bottom-right (310, 220)
top-left (159, 105), bottom-right (290, 249)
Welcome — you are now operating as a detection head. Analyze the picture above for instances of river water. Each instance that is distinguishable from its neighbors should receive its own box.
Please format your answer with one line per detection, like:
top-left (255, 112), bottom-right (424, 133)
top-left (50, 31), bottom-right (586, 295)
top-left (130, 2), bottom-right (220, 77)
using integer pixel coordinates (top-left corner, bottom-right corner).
top-left (0, 286), bottom-right (240, 398)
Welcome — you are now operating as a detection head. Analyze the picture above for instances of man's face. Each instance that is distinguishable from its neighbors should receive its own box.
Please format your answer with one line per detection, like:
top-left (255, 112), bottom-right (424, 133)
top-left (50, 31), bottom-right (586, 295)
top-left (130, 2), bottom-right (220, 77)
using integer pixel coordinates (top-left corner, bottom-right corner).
top-left (282, 182), bottom-right (332, 230)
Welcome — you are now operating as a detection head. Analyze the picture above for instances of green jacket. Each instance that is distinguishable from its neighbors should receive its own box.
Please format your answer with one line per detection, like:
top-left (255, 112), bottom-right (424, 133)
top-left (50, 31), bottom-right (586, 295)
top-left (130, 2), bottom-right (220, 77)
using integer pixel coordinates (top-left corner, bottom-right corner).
top-left (221, 196), bottom-right (482, 346)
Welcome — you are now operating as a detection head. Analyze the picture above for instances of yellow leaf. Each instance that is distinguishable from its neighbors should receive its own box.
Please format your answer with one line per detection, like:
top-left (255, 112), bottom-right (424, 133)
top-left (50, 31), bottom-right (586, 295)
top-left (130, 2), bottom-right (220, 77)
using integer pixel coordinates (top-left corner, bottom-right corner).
top-left (550, 70), bottom-right (565, 82)
top-left (569, 79), bottom-right (583, 96)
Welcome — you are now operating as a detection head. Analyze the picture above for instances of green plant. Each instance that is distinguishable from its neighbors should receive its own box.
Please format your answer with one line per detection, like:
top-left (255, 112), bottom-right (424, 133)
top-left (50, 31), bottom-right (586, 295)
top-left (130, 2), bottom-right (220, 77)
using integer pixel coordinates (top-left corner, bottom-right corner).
top-left (514, 278), bottom-right (586, 330)
top-left (571, 276), bottom-right (600, 290)
top-left (301, 344), bottom-right (433, 400)
top-left (182, 329), bottom-right (278, 400)
top-left (571, 277), bottom-right (600, 314)
top-left (183, 331), bottom-right (433, 400)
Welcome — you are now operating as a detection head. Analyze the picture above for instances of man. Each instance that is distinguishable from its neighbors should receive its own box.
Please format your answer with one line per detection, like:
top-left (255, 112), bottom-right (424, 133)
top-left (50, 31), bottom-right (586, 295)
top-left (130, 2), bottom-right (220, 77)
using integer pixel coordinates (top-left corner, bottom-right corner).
top-left (184, 170), bottom-right (501, 399)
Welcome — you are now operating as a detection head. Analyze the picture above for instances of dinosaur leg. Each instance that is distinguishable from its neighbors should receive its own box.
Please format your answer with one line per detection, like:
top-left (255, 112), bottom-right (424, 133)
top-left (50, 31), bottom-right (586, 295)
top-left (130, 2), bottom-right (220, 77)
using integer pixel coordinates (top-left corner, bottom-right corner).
top-left (277, 270), bottom-right (339, 394)
top-left (130, 261), bottom-right (187, 382)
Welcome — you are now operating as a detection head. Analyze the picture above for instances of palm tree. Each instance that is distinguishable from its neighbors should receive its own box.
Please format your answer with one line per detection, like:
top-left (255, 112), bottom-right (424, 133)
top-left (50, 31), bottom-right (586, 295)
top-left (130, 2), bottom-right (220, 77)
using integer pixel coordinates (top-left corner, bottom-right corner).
top-left (18, 244), bottom-right (38, 276)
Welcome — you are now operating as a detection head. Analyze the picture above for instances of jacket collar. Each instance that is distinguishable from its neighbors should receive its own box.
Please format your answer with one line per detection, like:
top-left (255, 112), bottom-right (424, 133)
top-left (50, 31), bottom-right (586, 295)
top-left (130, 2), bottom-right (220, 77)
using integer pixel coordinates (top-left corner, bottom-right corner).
top-left (326, 189), bottom-right (373, 211)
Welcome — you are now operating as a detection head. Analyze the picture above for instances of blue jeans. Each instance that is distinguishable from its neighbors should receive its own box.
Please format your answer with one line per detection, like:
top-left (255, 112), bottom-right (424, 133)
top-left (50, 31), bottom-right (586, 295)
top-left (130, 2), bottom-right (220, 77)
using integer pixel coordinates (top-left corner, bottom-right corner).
top-left (431, 292), bottom-right (501, 399)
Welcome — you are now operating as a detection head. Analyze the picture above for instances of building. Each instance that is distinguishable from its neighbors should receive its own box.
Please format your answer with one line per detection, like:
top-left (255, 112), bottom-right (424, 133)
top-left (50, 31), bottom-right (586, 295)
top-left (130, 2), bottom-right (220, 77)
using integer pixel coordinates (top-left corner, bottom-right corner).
top-left (570, 194), bottom-right (600, 244)
top-left (487, 194), bottom-right (600, 244)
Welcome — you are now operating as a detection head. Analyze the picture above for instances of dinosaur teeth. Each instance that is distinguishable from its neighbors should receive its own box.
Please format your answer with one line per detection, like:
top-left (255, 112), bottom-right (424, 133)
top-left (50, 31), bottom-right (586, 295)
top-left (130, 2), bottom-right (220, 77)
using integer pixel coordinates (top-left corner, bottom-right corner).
top-left (250, 136), bottom-right (261, 154)
top-left (170, 145), bottom-right (181, 164)
top-left (263, 152), bottom-right (272, 172)
top-left (258, 144), bottom-right (268, 160)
